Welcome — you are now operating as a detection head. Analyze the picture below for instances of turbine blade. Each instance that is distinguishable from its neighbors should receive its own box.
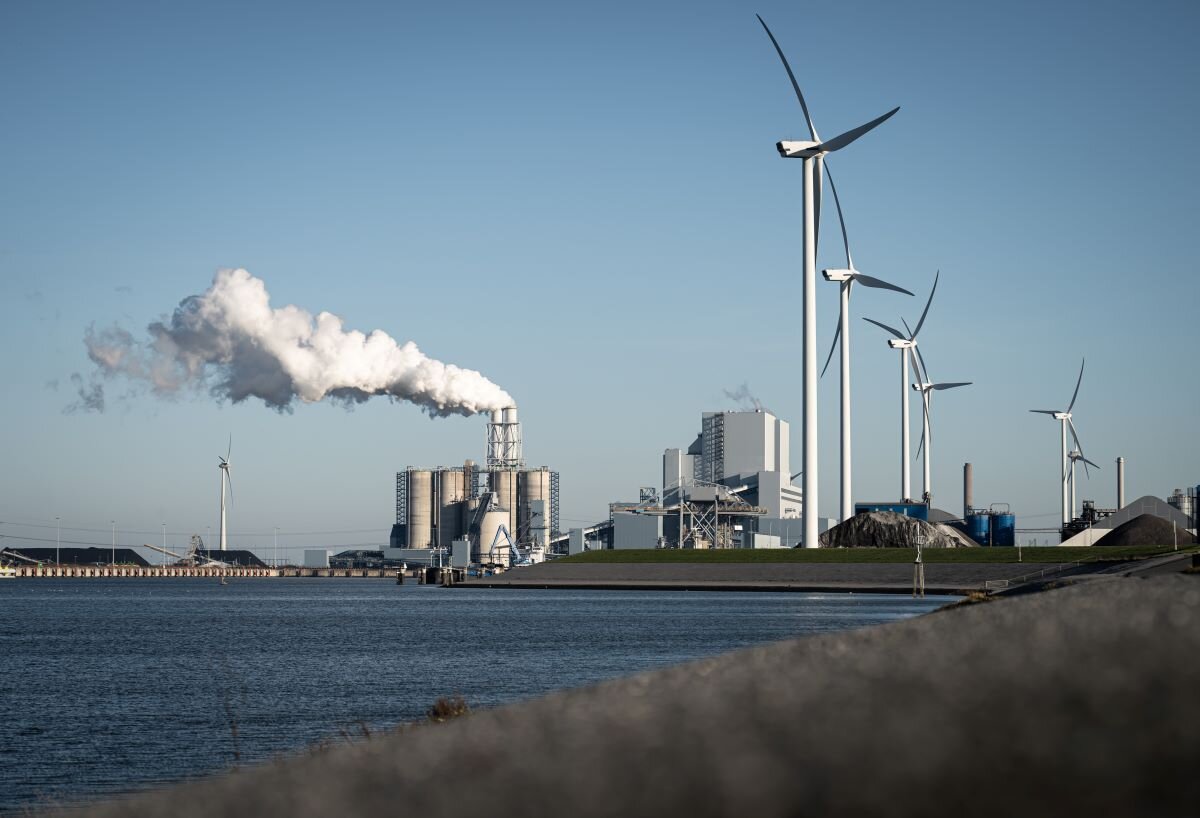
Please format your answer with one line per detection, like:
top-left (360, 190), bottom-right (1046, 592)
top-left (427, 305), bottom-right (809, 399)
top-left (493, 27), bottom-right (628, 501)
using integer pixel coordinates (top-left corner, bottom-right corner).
top-left (908, 347), bottom-right (925, 386)
top-left (819, 107), bottom-right (900, 153)
top-left (226, 435), bottom-right (232, 462)
top-left (911, 270), bottom-right (939, 339)
top-left (821, 313), bottom-right (842, 378)
top-left (1067, 416), bottom-right (1086, 458)
top-left (755, 15), bottom-right (819, 141)
top-left (916, 422), bottom-right (925, 458)
top-left (1080, 457), bottom-right (1092, 480)
top-left (1067, 358), bottom-right (1085, 413)
top-left (906, 326), bottom-right (929, 383)
top-left (930, 382), bottom-right (971, 390)
top-left (862, 316), bottom-right (905, 340)
top-left (1081, 456), bottom-right (1101, 470)
top-left (225, 471), bottom-right (233, 501)
top-left (850, 273), bottom-right (914, 295)
top-left (1029, 409), bottom-right (1060, 415)
top-left (824, 161), bottom-right (852, 269)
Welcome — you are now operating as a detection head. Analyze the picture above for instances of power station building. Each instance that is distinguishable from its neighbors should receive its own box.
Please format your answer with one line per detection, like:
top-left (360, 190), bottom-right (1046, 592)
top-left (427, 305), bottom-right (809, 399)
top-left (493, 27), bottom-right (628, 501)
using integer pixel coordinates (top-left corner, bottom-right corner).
top-left (664, 409), bottom-right (802, 519)
top-left (388, 407), bottom-right (559, 565)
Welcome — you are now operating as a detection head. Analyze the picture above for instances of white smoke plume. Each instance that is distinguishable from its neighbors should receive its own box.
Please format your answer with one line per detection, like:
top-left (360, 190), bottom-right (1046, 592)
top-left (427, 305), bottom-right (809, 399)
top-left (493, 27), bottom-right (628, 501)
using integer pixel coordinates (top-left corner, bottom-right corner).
top-left (81, 268), bottom-right (515, 417)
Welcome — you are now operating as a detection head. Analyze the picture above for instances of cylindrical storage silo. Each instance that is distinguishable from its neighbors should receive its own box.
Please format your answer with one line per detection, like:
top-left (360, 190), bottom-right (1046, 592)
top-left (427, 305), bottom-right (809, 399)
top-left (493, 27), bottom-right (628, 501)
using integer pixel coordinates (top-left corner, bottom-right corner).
top-left (967, 513), bottom-right (990, 546)
top-left (518, 468), bottom-right (551, 546)
top-left (437, 469), bottom-right (466, 547)
top-left (406, 469), bottom-right (433, 549)
top-left (989, 513), bottom-right (1016, 547)
top-left (490, 469), bottom-right (519, 540)
top-left (477, 508), bottom-right (511, 567)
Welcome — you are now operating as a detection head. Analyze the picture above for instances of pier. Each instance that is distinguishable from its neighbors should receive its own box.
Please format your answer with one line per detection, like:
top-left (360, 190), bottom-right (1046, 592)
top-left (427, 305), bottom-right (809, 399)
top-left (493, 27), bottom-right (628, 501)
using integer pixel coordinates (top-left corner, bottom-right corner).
top-left (4, 565), bottom-right (401, 579)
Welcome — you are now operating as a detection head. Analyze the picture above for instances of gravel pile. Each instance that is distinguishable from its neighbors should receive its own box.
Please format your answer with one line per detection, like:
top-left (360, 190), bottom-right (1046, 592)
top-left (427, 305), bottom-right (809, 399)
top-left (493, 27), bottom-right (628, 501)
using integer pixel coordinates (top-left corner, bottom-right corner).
top-left (819, 510), bottom-right (977, 548)
top-left (1097, 514), bottom-right (1196, 547)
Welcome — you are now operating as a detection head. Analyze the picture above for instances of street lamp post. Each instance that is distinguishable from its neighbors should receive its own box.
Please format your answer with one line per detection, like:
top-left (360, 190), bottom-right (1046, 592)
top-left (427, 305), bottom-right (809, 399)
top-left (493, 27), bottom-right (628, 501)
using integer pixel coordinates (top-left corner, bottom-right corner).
top-left (274, 527), bottom-right (279, 570)
top-left (56, 516), bottom-right (60, 567)
top-left (162, 523), bottom-right (167, 570)
top-left (111, 521), bottom-right (116, 566)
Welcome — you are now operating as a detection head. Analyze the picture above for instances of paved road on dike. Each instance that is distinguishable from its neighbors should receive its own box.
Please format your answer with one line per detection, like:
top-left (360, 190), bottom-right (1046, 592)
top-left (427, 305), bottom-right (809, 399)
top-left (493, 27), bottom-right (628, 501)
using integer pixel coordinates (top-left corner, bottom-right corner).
top-left (460, 560), bottom-right (1076, 593)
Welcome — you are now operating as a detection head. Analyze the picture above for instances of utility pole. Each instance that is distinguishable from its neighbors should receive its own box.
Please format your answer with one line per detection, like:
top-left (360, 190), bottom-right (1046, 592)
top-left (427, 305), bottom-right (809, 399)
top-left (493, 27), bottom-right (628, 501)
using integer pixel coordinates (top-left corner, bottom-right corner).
top-left (56, 516), bottom-right (60, 567)
top-left (274, 526), bottom-right (279, 569)
top-left (111, 520), bottom-right (116, 566)
top-left (162, 523), bottom-right (167, 569)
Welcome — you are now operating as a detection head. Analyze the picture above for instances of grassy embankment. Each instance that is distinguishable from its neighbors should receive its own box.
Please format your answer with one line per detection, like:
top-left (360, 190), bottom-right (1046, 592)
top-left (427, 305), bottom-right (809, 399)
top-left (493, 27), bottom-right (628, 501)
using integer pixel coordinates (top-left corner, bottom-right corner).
top-left (557, 546), bottom-right (1195, 565)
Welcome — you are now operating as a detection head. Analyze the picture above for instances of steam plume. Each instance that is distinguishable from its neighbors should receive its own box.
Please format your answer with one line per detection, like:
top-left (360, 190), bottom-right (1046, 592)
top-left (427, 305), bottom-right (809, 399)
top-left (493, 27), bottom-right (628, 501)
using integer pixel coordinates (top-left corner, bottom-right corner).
top-left (723, 382), bottom-right (766, 412)
top-left (82, 268), bottom-right (514, 417)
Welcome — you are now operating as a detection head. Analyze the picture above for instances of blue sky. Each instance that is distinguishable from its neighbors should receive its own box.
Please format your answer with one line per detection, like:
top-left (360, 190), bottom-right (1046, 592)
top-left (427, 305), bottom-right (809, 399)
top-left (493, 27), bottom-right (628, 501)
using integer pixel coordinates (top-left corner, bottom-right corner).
top-left (2, 0), bottom-right (1197, 555)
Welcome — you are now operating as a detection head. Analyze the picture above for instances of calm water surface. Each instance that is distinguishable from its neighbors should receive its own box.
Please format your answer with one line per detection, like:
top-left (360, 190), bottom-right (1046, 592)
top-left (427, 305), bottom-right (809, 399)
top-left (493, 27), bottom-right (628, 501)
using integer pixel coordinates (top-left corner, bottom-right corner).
top-left (0, 579), bottom-right (951, 810)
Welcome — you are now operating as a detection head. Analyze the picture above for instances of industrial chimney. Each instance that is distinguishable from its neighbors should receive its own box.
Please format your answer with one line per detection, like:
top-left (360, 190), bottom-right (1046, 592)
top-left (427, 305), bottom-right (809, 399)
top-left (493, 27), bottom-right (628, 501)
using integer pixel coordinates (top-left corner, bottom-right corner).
top-left (1116, 456), bottom-right (1125, 509)
top-left (486, 406), bottom-right (523, 469)
top-left (963, 462), bottom-right (973, 520)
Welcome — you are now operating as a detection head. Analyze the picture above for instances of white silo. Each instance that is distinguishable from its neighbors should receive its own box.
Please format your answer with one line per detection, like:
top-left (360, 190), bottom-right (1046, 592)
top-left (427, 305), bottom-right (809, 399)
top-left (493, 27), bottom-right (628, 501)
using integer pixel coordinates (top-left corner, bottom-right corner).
top-left (406, 469), bottom-right (434, 549)
top-left (490, 468), bottom-right (519, 540)
top-left (477, 507), bottom-right (511, 567)
top-left (437, 468), bottom-right (467, 547)
top-left (519, 468), bottom-right (552, 545)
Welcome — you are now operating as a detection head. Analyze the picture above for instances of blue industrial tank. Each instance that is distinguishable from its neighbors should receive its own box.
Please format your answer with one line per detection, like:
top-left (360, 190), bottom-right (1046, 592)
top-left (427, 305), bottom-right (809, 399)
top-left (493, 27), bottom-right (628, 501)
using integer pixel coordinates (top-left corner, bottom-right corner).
top-left (990, 513), bottom-right (1016, 547)
top-left (966, 513), bottom-right (991, 546)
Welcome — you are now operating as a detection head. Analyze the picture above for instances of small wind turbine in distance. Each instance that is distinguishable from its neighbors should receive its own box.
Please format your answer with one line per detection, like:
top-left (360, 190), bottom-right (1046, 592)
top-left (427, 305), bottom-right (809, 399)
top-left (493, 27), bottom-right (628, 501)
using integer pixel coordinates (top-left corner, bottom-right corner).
top-left (820, 167), bottom-right (913, 523)
top-left (1029, 358), bottom-right (1087, 531)
top-left (1067, 448), bottom-right (1101, 523)
top-left (757, 13), bottom-right (899, 548)
top-left (906, 326), bottom-right (971, 509)
top-left (864, 271), bottom-right (940, 503)
top-left (218, 437), bottom-right (233, 552)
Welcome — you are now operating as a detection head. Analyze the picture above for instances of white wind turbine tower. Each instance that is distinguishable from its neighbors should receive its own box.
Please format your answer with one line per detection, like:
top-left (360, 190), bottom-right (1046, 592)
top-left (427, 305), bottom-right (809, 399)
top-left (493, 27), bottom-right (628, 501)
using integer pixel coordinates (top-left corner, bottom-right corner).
top-left (1067, 448), bottom-right (1100, 522)
top-left (820, 168), bottom-right (913, 522)
top-left (907, 332), bottom-right (971, 507)
top-left (864, 272), bottom-right (939, 503)
top-left (758, 14), bottom-right (899, 547)
top-left (217, 437), bottom-right (232, 551)
top-left (1030, 359), bottom-right (1087, 530)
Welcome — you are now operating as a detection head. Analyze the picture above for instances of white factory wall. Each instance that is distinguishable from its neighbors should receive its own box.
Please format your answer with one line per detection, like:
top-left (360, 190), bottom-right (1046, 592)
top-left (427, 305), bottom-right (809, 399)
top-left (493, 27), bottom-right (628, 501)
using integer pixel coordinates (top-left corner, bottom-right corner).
top-left (613, 512), bottom-right (662, 550)
top-left (663, 448), bottom-right (695, 495)
top-left (303, 549), bottom-right (331, 568)
top-left (708, 410), bottom-right (790, 480)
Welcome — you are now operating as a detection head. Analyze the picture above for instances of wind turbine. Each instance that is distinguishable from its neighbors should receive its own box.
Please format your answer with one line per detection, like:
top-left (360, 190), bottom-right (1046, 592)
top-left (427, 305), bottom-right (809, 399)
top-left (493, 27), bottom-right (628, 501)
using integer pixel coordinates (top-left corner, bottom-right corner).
top-left (864, 271), bottom-right (939, 503)
top-left (1067, 448), bottom-right (1100, 522)
top-left (907, 334), bottom-right (971, 508)
top-left (218, 437), bottom-right (232, 552)
top-left (820, 168), bottom-right (913, 522)
top-left (758, 14), bottom-right (899, 547)
top-left (1030, 358), bottom-right (1087, 530)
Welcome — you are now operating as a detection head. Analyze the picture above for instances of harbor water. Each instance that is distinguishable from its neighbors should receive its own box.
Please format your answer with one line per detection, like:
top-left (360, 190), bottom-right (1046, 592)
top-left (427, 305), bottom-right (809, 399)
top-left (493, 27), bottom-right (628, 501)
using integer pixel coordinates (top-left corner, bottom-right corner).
top-left (0, 579), bottom-right (950, 811)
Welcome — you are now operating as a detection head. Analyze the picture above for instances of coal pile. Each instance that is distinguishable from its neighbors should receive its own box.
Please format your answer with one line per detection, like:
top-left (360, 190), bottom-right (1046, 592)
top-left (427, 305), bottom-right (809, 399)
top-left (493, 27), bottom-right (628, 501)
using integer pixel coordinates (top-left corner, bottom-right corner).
top-left (1097, 514), bottom-right (1196, 547)
top-left (819, 511), bottom-right (977, 549)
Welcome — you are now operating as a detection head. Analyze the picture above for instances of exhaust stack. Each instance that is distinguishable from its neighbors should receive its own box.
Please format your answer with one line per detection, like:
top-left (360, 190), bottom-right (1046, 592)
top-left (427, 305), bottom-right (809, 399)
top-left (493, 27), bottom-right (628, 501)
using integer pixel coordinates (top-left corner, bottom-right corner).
top-left (486, 406), bottom-right (523, 469)
top-left (963, 462), bottom-right (973, 519)
top-left (1116, 456), bottom-right (1125, 509)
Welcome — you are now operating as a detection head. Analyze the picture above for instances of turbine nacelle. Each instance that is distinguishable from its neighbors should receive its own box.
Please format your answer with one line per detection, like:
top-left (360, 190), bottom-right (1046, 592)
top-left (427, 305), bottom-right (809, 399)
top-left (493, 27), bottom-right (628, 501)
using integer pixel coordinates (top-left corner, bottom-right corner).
top-left (1054, 412), bottom-right (1071, 421)
top-left (776, 140), bottom-right (823, 158)
top-left (822, 268), bottom-right (854, 283)
top-left (888, 338), bottom-right (915, 350)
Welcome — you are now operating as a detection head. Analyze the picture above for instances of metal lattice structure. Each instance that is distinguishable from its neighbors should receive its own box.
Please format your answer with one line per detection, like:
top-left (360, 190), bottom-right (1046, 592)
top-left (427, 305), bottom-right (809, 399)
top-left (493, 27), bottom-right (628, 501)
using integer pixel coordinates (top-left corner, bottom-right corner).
top-left (550, 470), bottom-right (561, 536)
top-left (395, 471), bottom-right (406, 524)
top-left (486, 407), bottom-right (524, 469)
top-left (701, 413), bottom-right (725, 483)
top-left (644, 478), bottom-right (767, 550)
